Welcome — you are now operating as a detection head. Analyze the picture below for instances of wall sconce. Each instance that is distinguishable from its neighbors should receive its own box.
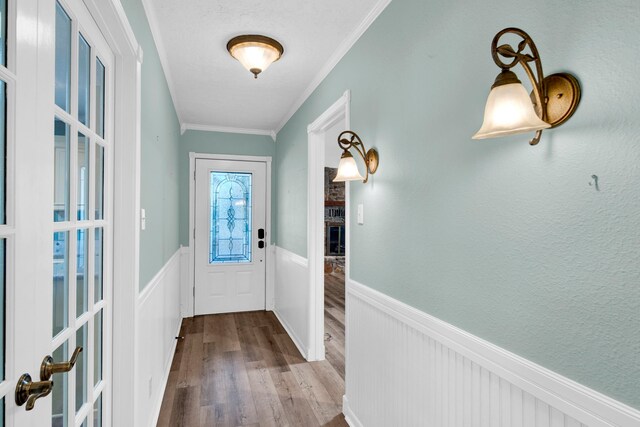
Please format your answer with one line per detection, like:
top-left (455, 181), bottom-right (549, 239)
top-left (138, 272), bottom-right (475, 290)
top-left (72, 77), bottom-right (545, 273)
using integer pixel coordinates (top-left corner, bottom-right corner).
top-left (472, 28), bottom-right (581, 145)
top-left (333, 131), bottom-right (379, 183)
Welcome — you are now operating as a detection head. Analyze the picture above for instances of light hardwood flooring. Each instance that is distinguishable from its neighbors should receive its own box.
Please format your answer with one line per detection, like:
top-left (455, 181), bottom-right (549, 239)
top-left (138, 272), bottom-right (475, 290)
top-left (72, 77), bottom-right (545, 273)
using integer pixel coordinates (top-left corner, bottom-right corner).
top-left (157, 272), bottom-right (346, 427)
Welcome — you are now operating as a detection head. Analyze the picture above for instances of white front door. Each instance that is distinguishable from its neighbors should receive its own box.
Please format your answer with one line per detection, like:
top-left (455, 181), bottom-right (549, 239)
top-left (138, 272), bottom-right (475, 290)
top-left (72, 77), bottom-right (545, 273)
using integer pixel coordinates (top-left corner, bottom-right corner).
top-left (194, 159), bottom-right (267, 315)
top-left (0, 0), bottom-right (114, 426)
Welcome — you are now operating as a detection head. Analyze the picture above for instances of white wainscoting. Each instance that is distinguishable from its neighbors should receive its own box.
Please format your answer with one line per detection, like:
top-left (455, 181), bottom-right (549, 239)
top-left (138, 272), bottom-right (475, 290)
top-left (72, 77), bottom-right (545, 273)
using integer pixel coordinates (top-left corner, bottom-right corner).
top-left (345, 280), bottom-right (640, 427)
top-left (136, 248), bottom-right (184, 427)
top-left (179, 246), bottom-right (193, 318)
top-left (274, 245), bottom-right (310, 359)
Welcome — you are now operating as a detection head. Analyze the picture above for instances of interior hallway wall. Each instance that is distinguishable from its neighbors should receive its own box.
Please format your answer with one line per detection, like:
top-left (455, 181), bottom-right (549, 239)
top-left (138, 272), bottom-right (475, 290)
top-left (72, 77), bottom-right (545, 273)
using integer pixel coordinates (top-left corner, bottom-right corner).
top-left (120, 0), bottom-right (181, 290)
top-left (274, 0), bottom-right (640, 409)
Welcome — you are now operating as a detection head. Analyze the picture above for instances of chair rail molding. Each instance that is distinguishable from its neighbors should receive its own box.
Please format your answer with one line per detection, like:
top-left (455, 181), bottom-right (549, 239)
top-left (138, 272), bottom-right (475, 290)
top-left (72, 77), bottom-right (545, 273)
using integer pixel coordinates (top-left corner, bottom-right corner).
top-left (345, 279), bottom-right (640, 427)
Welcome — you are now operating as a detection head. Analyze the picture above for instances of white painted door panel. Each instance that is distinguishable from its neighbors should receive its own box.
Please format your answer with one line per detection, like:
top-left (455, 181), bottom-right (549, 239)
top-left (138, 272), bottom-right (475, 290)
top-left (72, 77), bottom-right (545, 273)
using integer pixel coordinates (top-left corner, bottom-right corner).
top-left (194, 159), bottom-right (266, 315)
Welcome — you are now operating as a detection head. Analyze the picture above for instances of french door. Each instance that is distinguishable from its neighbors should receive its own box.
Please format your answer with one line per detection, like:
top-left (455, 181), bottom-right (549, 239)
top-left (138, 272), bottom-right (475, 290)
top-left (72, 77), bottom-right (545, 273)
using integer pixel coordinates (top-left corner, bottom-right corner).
top-left (194, 159), bottom-right (267, 315)
top-left (0, 0), bottom-right (113, 426)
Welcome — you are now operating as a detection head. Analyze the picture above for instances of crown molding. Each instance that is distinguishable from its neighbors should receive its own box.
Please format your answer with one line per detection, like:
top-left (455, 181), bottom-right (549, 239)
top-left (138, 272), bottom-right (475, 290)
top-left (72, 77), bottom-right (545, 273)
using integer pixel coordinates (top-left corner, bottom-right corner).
top-left (182, 123), bottom-right (277, 141)
top-left (275, 0), bottom-right (392, 134)
top-left (140, 0), bottom-right (184, 125)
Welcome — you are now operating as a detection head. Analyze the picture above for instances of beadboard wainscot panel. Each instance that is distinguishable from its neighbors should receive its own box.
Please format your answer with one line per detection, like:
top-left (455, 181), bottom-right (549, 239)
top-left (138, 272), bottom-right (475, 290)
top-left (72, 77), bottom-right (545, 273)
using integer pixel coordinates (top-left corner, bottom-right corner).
top-left (136, 248), bottom-right (183, 427)
top-left (344, 280), bottom-right (640, 427)
top-left (274, 246), bottom-right (310, 358)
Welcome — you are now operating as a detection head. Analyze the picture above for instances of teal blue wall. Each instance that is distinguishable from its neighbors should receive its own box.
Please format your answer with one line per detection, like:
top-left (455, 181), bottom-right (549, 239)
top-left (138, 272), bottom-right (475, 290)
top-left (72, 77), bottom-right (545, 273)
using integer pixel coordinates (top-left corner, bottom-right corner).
top-left (120, 0), bottom-right (181, 289)
top-left (178, 130), bottom-right (276, 246)
top-left (275, 0), bottom-right (640, 409)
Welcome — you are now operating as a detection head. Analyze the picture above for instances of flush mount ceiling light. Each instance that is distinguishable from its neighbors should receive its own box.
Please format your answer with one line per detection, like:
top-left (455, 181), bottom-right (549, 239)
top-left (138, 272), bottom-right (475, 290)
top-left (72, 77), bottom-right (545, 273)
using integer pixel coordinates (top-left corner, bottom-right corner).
top-left (226, 35), bottom-right (284, 79)
top-left (473, 28), bottom-right (581, 145)
top-left (333, 131), bottom-right (379, 183)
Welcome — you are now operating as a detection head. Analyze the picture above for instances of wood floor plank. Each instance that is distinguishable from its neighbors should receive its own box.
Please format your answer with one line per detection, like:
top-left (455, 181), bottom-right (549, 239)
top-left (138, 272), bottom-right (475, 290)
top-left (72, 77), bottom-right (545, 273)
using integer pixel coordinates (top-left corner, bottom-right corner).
top-left (224, 350), bottom-right (259, 426)
top-left (187, 332), bottom-right (204, 387)
top-left (157, 272), bottom-right (347, 427)
top-left (253, 325), bottom-right (290, 372)
top-left (200, 342), bottom-right (229, 408)
top-left (275, 335), bottom-right (340, 425)
top-left (311, 361), bottom-right (345, 406)
top-left (246, 360), bottom-right (289, 427)
top-left (277, 370), bottom-right (323, 426)
top-left (204, 314), bottom-right (240, 352)
top-left (156, 371), bottom-right (178, 427)
top-left (168, 385), bottom-right (201, 427)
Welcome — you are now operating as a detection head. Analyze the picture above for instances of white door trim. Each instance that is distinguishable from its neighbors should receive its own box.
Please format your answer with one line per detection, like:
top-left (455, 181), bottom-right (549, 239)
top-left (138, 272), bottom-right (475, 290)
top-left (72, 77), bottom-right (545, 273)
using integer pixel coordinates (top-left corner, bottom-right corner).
top-left (306, 90), bottom-right (351, 361)
top-left (188, 152), bottom-right (273, 317)
top-left (82, 1), bottom-right (142, 425)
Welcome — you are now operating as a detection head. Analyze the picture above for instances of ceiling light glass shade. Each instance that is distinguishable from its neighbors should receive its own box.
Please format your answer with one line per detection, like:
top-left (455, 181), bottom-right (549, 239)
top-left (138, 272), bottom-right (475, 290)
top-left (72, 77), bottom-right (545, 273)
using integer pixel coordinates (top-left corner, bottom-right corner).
top-left (473, 82), bottom-right (551, 139)
top-left (227, 35), bottom-right (284, 78)
top-left (333, 151), bottom-right (364, 182)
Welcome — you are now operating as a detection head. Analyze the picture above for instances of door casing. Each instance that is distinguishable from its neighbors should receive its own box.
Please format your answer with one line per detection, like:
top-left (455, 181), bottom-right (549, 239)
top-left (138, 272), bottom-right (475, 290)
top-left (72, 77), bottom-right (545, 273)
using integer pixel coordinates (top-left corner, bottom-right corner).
top-left (306, 90), bottom-right (351, 362)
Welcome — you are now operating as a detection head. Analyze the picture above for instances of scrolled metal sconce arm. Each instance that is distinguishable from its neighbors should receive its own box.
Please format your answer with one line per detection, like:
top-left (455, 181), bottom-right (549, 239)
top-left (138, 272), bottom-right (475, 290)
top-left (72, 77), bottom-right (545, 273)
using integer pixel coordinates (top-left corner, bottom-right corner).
top-left (337, 131), bottom-right (379, 183)
top-left (490, 28), bottom-right (580, 146)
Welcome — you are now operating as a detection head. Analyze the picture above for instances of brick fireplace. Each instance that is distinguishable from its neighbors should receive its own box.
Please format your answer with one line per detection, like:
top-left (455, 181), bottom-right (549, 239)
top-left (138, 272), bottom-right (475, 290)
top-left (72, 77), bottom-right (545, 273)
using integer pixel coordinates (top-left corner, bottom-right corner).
top-left (325, 167), bottom-right (345, 274)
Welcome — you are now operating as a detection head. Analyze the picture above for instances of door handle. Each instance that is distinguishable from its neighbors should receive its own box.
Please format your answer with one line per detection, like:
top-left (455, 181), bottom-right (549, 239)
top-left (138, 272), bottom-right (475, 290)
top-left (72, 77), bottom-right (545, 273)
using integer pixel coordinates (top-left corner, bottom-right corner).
top-left (40, 346), bottom-right (82, 380)
top-left (15, 373), bottom-right (53, 411)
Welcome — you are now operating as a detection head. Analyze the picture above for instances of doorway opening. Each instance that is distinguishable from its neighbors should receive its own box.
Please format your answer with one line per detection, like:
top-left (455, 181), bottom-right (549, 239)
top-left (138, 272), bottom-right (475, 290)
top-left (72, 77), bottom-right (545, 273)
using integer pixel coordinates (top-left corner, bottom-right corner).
top-left (307, 90), bottom-right (350, 371)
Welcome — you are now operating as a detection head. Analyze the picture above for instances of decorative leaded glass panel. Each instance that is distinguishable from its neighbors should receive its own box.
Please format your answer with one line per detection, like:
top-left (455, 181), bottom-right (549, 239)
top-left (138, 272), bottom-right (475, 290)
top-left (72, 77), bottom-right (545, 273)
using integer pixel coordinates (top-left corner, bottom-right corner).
top-left (209, 172), bottom-right (252, 263)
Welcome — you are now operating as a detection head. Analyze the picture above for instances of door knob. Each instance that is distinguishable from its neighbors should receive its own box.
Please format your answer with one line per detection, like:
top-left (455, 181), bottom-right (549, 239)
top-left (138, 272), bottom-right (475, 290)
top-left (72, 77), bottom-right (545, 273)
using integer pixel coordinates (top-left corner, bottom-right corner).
top-left (15, 373), bottom-right (53, 410)
top-left (40, 346), bottom-right (82, 380)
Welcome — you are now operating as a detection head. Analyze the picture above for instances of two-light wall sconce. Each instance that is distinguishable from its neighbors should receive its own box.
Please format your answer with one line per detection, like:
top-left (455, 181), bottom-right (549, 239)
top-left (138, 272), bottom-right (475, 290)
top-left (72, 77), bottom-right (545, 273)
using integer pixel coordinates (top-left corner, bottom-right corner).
top-left (333, 131), bottom-right (379, 183)
top-left (473, 27), bottom-right (581, 145)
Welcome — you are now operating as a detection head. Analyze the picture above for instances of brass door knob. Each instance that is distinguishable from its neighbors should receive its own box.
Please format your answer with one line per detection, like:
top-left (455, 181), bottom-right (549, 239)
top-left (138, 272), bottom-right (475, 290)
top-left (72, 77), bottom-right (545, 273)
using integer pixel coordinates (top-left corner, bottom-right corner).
top-left (15, 373), bottom-right (53, 410)
top-left (40, 346), bottom-right (82, 380)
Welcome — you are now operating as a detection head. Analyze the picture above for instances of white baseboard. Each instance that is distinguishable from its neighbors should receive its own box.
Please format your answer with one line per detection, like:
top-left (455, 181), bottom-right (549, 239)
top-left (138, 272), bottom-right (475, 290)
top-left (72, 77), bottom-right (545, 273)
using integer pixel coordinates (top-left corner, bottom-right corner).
top-left (343, 395), bottom-right (363, 427)
top-left (346, 279), bottom-right (640, 427)
top-left (273, 307), bottom-right (309, 360)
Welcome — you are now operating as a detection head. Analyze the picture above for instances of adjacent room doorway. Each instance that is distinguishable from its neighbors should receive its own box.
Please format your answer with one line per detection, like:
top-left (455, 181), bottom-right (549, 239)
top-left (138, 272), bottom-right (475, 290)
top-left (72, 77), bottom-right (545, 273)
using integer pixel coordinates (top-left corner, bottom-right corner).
top-left (193, 157), bottom-right (269, 315)
top-left (307, 90), bottom-right (350, 362)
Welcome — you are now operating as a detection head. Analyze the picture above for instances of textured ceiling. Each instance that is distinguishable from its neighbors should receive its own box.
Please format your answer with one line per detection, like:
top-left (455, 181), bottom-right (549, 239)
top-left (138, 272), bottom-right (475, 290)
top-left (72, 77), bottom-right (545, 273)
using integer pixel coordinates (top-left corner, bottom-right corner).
top-left (142, 0), bottom-right (384, 136)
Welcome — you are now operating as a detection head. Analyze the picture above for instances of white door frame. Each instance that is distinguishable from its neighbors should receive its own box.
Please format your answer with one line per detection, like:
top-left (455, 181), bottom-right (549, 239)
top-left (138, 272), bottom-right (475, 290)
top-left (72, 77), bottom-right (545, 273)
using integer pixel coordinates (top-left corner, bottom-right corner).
top-left (81, 1), bottom-right (142, 426)
top-left (306, 90), bottom-right (351, 361)
top-left (188, 152), bottom-right (273, 317)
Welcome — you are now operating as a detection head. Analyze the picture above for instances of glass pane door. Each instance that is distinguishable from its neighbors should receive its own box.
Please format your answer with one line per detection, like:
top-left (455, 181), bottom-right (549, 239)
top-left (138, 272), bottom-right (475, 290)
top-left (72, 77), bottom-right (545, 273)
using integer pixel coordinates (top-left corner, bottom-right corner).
top-left (51, 1), bottom-right (111, 425)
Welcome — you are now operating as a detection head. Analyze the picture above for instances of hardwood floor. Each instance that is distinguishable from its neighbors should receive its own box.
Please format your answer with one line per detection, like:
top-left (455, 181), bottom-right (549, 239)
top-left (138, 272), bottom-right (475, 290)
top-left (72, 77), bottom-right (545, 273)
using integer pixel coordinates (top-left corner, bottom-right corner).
top-left (157, 272), bottom-right (346, 427)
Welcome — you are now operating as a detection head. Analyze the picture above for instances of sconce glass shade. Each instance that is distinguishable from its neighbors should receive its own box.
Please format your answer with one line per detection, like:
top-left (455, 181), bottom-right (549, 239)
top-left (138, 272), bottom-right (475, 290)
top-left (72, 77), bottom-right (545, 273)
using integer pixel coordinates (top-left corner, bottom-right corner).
top-left (227, 35), bottom-right (284, 78)
top-left (473, 82), bottom-right (550, 139)
top-left (333, 151), bottom-right (364, 182)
